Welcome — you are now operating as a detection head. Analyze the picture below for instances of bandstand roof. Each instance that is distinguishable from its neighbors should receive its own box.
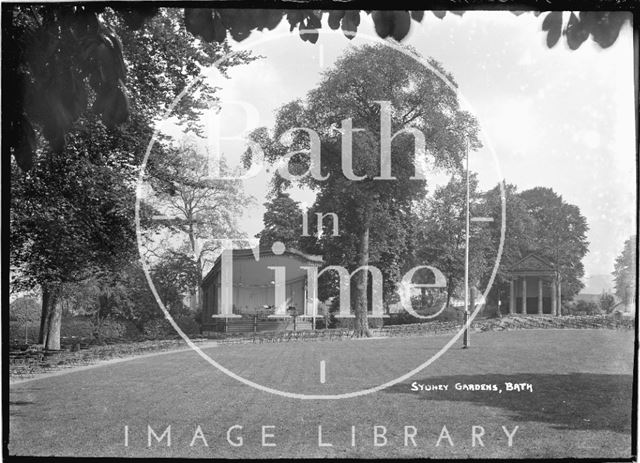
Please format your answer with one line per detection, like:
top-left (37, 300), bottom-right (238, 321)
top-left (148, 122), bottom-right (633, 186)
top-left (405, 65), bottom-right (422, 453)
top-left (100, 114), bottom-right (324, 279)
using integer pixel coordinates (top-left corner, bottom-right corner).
top-left (202, 247), bottom-right (323, 288)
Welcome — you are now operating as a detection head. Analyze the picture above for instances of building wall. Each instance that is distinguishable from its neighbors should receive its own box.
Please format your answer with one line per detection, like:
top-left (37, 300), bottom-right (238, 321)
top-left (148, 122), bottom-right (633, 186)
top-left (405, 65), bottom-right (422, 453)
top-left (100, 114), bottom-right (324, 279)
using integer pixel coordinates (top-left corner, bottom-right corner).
top-left (231, 279), bottom-right (306, 315)
top-left (202, 275), bottom-right (307, 318)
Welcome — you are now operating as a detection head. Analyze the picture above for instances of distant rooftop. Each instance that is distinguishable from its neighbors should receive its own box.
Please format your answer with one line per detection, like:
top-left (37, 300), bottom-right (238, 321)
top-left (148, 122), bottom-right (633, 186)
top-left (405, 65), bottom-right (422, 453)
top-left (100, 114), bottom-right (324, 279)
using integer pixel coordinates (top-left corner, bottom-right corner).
top-left (580, 273), bottom-right (614, 295)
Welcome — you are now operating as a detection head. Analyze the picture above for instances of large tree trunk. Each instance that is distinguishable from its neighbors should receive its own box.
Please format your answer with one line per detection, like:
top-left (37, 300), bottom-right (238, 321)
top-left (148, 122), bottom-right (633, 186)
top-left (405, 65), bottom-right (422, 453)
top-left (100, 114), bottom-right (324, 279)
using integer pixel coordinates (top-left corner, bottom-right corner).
top-left (189, 220), bottom-right (205, 318)
top-left (39, 282), bottom-right (63, 350)
top-left (93, 294), bottom-right (109, 344)
top-left (469, 286), bottom-right (476, 313)
top-left (195, 256), bottom-right (203, 313)
top-left (38, 287), bottom-right (50, 344)
top-left (353, 223), bottom-right (372, 338)
top-left (445, 280), bottom-right (453, 309)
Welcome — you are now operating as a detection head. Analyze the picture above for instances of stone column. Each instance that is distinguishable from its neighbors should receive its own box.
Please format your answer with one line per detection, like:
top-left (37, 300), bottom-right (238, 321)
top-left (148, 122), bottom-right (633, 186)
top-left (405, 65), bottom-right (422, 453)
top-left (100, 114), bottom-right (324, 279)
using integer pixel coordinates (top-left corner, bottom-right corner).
top-left (268, 265), bottom-right (288, 317)
top-left (538, 278), bottom-right (543, 315)
top-left (521, 278), bottom-right (527, 314)
top-left (551, 279), bottom-right (557, 316)
top-left (557, 278), bottom-right (562, 315)
top-left (212, 248), bottom-right (241, 318)
top-left (306, 275), bottom-right (318, 318)
top-left (509, 279), bottom-right (515, 315)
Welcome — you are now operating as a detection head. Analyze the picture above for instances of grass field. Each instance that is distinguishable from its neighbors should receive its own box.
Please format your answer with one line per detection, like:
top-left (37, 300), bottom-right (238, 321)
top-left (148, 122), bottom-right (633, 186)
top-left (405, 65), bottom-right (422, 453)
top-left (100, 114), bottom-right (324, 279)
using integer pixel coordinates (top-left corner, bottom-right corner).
top-left (9, 329), bottom-right (635, 459)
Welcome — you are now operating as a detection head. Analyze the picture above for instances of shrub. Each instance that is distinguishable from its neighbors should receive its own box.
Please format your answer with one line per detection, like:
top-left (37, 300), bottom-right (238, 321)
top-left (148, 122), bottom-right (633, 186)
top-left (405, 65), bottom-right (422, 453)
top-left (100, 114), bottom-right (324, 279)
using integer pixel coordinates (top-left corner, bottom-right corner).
top-left (367, 317), bottom-right (385, 329)
top-left (599, 292), bottom-right (616, 313)
top-left (175, 315), bottom-right (200, 335)
top-left (387, 311), bottom-right (422, 326)
top-left (95, 319), bottom-right (127, 339)
top-left (580, 300), bottom-right (601, 314)
top-left (435, 307), bottom-right (464, 322)
top-left (481, 304), bottom-right (502, 319)
top-left (565, 300), bottom-right (600, 315)
top-left (140, 312), bottom-right (201, 338)
top-left (385, 305), bottom-right (461, 325)
top-left (94, 318), bottom-right (141, 341)
top-left (332, 317), bottom-right (385, 330)
top-left (142, 318), bottom-right (175, 339)
top-left (9, 321), bottom-right (40, 344)
top-left (10, 297), bottom-right (40, 323)
top-left (60, 317), bottom-right (94, 338)
top-left (314, 315), bottom-right (336, 330)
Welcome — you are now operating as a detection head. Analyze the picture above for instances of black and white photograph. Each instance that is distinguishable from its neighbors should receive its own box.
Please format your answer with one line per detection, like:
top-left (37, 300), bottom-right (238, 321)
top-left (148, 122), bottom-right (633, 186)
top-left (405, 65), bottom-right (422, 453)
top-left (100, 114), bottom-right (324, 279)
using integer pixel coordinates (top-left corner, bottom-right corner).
top-left (3, 2), bottom-right (638, 460)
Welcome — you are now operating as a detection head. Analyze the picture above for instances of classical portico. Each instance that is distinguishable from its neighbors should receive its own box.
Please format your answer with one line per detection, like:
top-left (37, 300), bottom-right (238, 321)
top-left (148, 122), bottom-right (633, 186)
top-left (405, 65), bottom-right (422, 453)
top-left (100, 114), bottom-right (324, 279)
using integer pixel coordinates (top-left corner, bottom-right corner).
top-left (506, 254), bottom-right (560, 316)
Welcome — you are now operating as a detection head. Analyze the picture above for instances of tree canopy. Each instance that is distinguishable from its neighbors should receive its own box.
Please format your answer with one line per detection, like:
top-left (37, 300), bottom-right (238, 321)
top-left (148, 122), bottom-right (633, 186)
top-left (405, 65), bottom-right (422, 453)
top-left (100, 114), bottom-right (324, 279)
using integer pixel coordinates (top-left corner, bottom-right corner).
top-left (253, 43), bottom-right (479, 336)
top-left (409, 174), bottom-right (493, 307)
top-left (519, 187), bottom-right (589, 300)
top-left (3, 6), bottom-right (632, 171)
top-left (612, 235), bottom-right (637, 309)
top-left (258, 191), bottom-right (304, 250)
top-left (144, 139), bottom-right (250, 310)
top-left (9, 7), bottom-right (254, 349)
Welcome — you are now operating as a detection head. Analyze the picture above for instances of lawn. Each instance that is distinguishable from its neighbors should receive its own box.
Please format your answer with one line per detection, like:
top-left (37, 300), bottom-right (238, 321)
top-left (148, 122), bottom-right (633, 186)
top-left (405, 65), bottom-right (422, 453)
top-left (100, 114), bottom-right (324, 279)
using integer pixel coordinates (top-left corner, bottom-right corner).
top-left (8, 329), bottom-right (635, 459)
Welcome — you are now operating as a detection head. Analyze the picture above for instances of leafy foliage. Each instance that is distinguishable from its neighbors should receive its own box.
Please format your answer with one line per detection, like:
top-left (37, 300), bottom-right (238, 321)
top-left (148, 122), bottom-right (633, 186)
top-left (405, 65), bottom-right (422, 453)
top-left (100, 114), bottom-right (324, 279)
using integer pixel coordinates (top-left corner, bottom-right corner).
top-left (3, 6), bottom-right (252, 171)
top-left (58, 259), bottom-right (197, 339)
top-left (599, 291), bottom-right (616, 313)
top-left (519, 187), bottom-right (589, 299)
top-left (612, 235), bottom-right (636, 308)
top-left (4, 6), bottom-right (631, 171)
top-left (409, 174), bottom-right (493, 306)
top-left (542, 11), bottom-right (629, 49)
top-left (565, 299), bottom-right (600, 315)
top-left (258, 191), bottom-right (304, 249)
top-left (479, 183), bottom-right (535, 304)
top-left (10, 120), bottom-right (139, 291)
top-left (9, 8), bottom-right (254, 348)
top-left (254, 44), bottom-right (477, 335)
top-left (9, 297), bottom-right (41, 323)
top-left (144, 139), bottom-right (251, 306)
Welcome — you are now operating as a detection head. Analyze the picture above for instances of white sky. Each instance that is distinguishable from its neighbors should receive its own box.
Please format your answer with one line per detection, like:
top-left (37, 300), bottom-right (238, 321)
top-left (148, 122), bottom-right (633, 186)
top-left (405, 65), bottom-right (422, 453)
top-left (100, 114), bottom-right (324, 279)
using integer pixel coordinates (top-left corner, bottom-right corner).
top-left (158, 11), bottom-right (637, 283)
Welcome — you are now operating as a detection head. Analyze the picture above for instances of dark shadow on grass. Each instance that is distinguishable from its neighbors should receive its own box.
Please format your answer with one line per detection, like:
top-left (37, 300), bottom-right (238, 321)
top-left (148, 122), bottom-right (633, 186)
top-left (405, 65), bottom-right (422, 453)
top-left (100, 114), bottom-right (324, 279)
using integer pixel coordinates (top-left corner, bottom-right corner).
top-left (9, 401), bottom-right (33, 406)
top-left (9, 400), bottom-right (34, 417)
top-left (384, 373), bottom-right (632, 433)
top-left (9, 387), bottom-right (42, 418)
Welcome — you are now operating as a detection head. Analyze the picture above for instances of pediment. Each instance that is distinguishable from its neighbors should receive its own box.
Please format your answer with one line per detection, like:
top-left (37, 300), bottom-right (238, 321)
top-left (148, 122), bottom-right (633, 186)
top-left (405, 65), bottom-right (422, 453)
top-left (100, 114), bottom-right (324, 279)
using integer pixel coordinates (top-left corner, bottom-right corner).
top-left (511, 254), bottom-right (555, 273)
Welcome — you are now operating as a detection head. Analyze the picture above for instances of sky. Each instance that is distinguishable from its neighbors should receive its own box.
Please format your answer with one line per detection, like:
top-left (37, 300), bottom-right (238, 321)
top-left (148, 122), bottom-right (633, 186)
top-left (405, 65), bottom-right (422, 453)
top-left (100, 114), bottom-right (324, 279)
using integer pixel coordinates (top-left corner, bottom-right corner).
top-left (159, 11), bottom-right (636, 287)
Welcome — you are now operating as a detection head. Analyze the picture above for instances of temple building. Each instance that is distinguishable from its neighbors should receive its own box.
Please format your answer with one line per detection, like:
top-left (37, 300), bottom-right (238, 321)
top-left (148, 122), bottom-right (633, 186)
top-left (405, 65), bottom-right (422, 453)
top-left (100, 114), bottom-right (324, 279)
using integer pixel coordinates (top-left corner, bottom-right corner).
top-left (506, 253), bottom-right (560, 315)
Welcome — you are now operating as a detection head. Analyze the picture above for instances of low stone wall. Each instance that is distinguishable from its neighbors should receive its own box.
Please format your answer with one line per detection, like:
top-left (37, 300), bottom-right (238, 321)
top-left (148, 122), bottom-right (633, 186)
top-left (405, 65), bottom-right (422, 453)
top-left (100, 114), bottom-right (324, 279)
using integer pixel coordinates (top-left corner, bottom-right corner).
top-left (373, 314), bottom-right (634, 337)
top-left (9, 338), bottom-right (210, 380)
top-left (9, 315), bottom-right (633, 380)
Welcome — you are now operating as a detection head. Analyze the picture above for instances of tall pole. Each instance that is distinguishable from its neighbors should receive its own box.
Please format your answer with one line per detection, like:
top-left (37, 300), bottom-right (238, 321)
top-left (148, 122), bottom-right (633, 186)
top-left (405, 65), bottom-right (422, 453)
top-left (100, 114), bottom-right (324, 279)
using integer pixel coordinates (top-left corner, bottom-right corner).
top-left (463, 137), bottom-right (470, 349)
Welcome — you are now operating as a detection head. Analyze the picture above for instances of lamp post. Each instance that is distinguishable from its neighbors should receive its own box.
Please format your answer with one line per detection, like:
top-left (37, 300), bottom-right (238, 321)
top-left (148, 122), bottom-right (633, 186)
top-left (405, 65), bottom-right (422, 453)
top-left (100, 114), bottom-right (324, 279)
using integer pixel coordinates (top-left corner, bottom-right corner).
top-left (463, 137), bottom-right (470, 349)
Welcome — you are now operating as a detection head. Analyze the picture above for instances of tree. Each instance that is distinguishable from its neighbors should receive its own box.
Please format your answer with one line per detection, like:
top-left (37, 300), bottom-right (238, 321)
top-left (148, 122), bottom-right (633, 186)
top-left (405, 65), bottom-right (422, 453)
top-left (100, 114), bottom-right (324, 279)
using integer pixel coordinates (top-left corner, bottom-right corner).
top-left (10, 137), bottom-right (138, 349)
top-left (4, 6), bottom-right (631, 171)
top-left (519, 187), bottom-right (589, 306)
top-left (258, 191), bottom-right (304, 250)
top-left (2, 5), bottom-right (251, 170)
top-left (599, 291), bottom-right (616, 313)
top-left (479, 183), bottom-right (536, 309)
top-left (146, 140), bottom-right (250, 311)
top-left (254, 44), bottom-right (478, 336)
top-left (59, 257), bottom-right (196, 340)
top-left (59, 273), bottom-right (138, 343)
top-left (612, 235), bottom-right (636, 311)
top-left (10, 296), bottom-right (41, 343)
top-left (9, 8), bottom-right (254, 349)
top-left (409, 174), bottom-right (493, 308)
